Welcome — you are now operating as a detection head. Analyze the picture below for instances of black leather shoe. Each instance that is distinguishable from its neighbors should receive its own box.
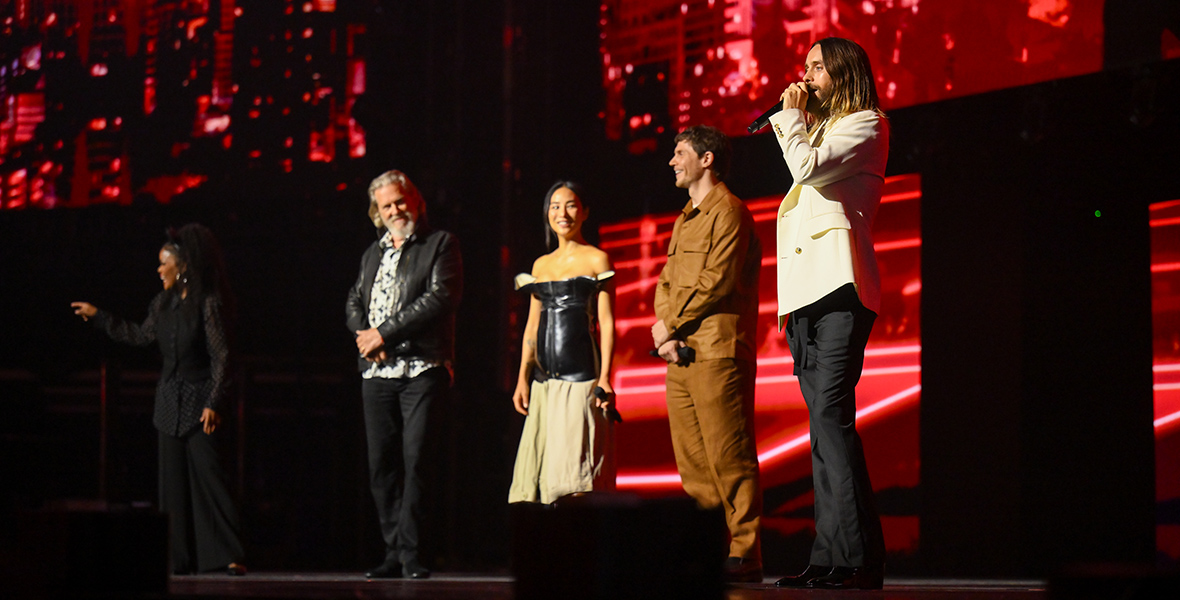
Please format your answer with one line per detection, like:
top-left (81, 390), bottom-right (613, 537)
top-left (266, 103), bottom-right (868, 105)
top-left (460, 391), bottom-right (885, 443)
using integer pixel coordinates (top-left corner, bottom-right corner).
top-left (403, 559), bottom-right (431, 579)
top-left (364, 561), bottom-right (402, 579)
top-left (722, 557), bottom-right (763, 583)
top-left (775, 564), bottom-right (831, 587)
top-left (809, 565), bottom-right (884, 590)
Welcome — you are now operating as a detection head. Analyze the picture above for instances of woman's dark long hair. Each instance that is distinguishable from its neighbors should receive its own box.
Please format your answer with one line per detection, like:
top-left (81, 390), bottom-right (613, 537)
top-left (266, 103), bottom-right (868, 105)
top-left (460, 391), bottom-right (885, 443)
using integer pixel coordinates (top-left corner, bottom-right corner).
top-left (542, 180), bottom-right (589, 250)
top-left (164, 223), bottom-right (236, 321)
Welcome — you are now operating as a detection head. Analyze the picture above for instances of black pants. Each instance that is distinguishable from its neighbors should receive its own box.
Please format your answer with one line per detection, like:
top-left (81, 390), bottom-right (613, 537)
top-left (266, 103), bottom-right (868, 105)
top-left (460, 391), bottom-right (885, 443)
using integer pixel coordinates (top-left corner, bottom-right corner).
top-left (158, 427), bottom-right (244, 573)
top-left (786, 283), bottom-right (885, 569)
top-left (361, 367), bottom-right (447, 564)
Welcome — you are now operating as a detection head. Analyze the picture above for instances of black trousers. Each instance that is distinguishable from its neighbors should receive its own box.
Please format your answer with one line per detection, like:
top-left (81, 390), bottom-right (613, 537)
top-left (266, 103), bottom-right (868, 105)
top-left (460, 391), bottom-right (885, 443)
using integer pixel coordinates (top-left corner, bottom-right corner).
top-left (158, 427), bottom-right (244, 573)
top-left (361, 367), bottom-right (447, 564)
top-left (785, 283), bottom-right (885, 569)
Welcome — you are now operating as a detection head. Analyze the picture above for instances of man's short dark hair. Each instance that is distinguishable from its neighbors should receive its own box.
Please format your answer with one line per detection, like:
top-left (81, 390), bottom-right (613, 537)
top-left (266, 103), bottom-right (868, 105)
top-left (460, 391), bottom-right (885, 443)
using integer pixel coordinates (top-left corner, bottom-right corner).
top-left (674, 125), bottom-right (732, 181)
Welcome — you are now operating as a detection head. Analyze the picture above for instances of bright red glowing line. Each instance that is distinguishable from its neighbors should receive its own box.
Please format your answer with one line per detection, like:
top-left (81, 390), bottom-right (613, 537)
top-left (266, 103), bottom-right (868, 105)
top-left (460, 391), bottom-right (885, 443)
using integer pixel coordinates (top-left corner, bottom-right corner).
top-left (613, 255), bottom-right (668, 269)
top-left (613, 346), bottom-right (921, 398)
top-left (881, 190), bottom-right (922, 204)
top-left (1152, 262), bottom-right (1180, 274)
top-left (599, 214), bottom-right (678, 234)
top-left (1151, 217), bottom-right (1180, 228)
top-left (616, 383), bottom-right (923, 489)
top-left (1155, 363), bottom-right (1180, 373)
top-left (746, 198), bottom-right (782, 211)
top-left (601, 231), bottom-right (672, 249)
top-left (1150, 199), bottom-right (1180, 211)
top-left (875, 238), bottom-right (921, 252)
top-left (614, 276), bottom-right (659, 296)
top-left (600, 176), bottom-right (920, 239)
top-left (1156, 410), bottom-right (1180, 431)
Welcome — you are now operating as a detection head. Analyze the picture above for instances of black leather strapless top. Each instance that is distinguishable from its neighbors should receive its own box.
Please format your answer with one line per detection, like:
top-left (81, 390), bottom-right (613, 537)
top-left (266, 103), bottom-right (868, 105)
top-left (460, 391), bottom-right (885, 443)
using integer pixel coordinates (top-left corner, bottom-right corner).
top-left (515, 271), bottom-right (614, 382)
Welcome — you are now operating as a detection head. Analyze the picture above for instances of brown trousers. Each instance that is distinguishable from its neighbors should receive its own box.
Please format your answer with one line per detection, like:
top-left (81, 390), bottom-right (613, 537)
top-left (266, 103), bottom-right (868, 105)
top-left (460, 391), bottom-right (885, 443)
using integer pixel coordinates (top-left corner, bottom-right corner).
top-left (665, 357), bottom-right (762, 562)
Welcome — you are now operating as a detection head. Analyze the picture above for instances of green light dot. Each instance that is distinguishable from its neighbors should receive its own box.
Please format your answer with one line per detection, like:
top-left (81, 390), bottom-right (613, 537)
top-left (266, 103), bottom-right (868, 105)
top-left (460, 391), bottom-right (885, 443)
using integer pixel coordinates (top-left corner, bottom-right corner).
top-left (1094, 210), bottom-right (1102, 218)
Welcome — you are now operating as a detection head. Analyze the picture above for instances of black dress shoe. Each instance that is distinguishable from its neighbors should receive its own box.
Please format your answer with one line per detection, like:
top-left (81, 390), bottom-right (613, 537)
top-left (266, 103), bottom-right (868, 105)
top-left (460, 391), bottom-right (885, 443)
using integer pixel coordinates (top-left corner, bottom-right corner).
top-left (365, 561), bottom-right (402, 579)
top-left (809, 565), bottom-right (884, 590)
top-left (722, 557), bottom-right (763, 583)
top-left (775, 564), bottom-right (831, 587)
top-left (402, 559), bottom-right (431, 579)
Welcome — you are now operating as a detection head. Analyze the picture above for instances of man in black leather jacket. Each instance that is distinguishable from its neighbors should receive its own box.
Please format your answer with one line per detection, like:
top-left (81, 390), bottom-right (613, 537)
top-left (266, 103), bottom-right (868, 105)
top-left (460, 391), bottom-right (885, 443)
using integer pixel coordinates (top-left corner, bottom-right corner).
top-left (346, 170), bottom-right (462, 580)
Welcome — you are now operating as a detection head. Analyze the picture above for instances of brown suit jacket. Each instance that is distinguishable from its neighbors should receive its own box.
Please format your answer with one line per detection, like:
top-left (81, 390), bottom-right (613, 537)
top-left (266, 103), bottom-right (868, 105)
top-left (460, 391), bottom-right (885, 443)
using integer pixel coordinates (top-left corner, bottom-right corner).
top-left (654, 182), bottom-right (761, 363)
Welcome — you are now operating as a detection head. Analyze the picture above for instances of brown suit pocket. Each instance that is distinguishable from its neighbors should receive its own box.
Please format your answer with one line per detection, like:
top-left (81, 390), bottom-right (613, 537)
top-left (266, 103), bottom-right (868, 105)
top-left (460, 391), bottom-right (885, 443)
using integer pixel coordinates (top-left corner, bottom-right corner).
top-left (671, 238), bottom-right (710, 287)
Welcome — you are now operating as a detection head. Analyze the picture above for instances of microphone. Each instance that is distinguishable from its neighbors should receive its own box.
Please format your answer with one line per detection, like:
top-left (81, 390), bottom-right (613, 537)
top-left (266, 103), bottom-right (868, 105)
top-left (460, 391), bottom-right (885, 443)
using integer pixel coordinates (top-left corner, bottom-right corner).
top-left (594, 387), bottom-right (624, 424)
top-left (647, 346), bottom-right (695, 363)
top-left (747, 101), bottom-right (783, 134)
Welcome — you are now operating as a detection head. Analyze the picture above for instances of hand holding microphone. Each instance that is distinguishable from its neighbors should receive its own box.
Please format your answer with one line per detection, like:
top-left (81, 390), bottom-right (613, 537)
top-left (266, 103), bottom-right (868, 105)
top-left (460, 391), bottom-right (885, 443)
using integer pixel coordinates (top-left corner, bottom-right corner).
top-left (594, 387), bottom-right (623, 424)
top-left (782, 82), bottom-right (810, 112)
top-left (747, 82), bottom-right (812, 133)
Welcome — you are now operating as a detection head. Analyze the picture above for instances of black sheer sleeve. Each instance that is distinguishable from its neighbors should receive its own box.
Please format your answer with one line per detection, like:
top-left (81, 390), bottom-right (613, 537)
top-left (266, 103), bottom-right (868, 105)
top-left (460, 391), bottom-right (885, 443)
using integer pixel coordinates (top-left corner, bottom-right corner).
top-left (92, 293), bottom-right (164, 347)
top-left (201, 295), bottom-right (230, 411)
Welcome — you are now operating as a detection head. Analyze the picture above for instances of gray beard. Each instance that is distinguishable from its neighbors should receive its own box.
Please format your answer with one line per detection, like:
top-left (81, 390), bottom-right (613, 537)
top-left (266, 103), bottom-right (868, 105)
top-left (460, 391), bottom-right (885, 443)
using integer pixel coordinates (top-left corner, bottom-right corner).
top-left (387, 218), bottom-right (417, 242)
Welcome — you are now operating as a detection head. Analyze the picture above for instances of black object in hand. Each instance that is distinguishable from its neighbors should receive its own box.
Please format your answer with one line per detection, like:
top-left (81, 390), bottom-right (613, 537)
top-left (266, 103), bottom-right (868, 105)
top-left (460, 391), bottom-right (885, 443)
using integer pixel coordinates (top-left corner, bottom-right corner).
top-left (594, 386), bottom-right (623, 424)
top-left (648, 346), bottom-right (695, 363)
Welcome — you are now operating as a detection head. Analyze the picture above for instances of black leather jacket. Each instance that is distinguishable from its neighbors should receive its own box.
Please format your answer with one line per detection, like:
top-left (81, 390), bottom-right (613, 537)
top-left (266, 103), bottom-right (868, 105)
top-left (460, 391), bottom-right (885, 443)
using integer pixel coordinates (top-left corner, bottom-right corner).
top-left (346, 225), bottom-right (463, 372)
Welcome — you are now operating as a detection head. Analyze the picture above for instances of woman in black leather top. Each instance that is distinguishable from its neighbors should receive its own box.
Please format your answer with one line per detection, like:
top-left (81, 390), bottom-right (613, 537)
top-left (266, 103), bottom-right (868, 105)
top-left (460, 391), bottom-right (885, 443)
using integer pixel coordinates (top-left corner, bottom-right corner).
top-left (508, 181), bottom-right (617, 503)
top-left (72, 224), bottom-right (246, 576)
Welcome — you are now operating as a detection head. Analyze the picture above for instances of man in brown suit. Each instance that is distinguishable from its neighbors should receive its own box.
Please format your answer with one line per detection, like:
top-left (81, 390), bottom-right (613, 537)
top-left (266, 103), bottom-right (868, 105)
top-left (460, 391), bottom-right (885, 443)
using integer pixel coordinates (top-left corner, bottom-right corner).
top-left (653, 125), bottom-right (763, 583)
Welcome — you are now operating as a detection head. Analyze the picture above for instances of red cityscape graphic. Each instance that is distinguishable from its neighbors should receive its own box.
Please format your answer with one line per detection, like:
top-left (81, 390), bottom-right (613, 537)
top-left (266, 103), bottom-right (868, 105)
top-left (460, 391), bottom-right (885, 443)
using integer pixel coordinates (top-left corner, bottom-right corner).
top-left (599, 0), bottom-right (1106, 147)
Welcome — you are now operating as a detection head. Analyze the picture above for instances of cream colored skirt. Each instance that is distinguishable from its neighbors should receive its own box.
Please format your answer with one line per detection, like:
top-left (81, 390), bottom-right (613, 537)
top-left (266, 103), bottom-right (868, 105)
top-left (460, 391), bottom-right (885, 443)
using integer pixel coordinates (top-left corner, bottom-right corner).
top-left (508, 378), bottom-right (615, 504)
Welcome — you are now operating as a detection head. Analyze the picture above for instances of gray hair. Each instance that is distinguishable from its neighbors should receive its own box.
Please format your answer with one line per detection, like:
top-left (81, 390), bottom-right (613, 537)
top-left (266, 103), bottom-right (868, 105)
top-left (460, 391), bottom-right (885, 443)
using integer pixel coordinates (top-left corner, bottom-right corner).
top-left (366, 170), bottom-right (426, 229)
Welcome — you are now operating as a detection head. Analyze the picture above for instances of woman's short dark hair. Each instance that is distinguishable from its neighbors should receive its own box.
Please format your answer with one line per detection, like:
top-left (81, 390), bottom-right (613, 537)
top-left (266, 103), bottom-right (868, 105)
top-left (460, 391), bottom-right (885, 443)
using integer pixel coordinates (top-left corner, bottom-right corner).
top-left (543, 180), bottom-right (588, 250)
top-left (673, 125), bottom-right (732, 181)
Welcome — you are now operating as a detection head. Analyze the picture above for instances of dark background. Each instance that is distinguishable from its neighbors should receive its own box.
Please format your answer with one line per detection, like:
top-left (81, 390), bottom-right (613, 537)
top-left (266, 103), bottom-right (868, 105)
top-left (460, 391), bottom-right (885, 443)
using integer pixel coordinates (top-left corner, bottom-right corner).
top-left (1, 0), bottom-right (1179, 577)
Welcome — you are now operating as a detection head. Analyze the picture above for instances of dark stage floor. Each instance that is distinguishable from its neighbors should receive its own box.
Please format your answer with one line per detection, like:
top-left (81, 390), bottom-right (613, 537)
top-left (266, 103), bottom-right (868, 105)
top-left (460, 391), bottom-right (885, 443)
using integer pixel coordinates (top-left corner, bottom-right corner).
top-left (168, 572), bottom-right (1047, 599)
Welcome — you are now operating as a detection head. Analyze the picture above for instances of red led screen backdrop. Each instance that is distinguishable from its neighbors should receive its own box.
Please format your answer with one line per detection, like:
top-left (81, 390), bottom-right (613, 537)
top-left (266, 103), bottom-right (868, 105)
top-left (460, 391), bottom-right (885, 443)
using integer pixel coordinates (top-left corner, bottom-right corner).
top-left (599, 0), bottom-right (1105, 141)
top-left (602, 173), bottom-right (922, 554)
top-left (1152, 199), bottom-right (1180, 563)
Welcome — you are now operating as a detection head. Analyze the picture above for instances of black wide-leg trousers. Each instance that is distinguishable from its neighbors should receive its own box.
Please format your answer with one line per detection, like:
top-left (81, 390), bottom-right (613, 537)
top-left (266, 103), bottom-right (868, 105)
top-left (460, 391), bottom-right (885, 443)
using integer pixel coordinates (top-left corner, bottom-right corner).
top-left (361, 367), bottom-right (447, 564)
top-left (786, 283), bottom-right (885, 569)
top-left (158, 427), bottom-right (245, 573)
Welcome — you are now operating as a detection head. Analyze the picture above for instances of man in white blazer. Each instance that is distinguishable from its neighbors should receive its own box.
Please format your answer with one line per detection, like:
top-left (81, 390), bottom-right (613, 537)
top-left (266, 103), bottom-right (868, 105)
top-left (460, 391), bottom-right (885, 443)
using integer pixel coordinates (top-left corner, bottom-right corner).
top-left (767, 38), bottom-right (889, 591)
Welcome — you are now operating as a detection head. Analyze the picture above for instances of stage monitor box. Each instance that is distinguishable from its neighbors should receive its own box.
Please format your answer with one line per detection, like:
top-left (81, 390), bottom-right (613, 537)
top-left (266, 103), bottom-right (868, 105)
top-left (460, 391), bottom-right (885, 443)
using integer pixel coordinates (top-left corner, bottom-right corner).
top-left (511, 494), bottom-right (726, 600)
top-left (1048, 564), bottom-right (1180, 600)
top-left (9, 501), bottom-right (169, 599)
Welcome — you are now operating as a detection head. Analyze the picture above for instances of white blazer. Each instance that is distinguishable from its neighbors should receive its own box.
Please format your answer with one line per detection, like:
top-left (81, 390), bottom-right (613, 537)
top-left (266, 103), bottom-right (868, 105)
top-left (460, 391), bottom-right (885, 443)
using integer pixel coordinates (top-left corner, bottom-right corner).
top-left (767, 108), bottom-right (889, 326)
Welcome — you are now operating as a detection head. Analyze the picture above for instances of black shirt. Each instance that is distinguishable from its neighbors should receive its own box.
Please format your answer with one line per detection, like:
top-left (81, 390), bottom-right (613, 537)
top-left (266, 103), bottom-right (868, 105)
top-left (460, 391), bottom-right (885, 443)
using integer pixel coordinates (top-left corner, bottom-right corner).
top-left (94, 291), bottom-right (229, 437)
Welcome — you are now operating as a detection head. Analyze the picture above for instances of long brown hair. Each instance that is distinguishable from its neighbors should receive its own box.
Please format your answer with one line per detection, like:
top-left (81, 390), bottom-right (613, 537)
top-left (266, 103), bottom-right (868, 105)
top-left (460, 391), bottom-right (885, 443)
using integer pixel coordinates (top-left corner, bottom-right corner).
top-left (812, 37), bottom-right (885, 128)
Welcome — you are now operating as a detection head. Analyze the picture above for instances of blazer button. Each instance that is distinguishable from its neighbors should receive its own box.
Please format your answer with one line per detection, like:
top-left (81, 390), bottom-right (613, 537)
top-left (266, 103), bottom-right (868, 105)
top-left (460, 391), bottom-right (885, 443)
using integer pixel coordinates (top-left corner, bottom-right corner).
top-left (795, 247), bottom-right (802, 254)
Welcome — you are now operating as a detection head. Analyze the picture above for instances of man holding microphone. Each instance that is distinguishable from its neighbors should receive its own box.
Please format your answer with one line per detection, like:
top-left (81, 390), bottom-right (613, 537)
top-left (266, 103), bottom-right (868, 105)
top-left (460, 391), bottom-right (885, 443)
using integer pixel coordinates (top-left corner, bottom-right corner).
top-left (765, 37), bottom-right (890, 590)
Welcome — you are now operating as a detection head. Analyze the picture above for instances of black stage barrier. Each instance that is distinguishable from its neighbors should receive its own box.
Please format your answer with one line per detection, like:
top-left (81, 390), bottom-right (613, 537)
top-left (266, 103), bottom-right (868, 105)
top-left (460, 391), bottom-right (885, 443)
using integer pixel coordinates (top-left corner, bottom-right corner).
top-left (6, 501), bottom-right (168, 599)
top-left (511, 494), bottom-right (725, 600)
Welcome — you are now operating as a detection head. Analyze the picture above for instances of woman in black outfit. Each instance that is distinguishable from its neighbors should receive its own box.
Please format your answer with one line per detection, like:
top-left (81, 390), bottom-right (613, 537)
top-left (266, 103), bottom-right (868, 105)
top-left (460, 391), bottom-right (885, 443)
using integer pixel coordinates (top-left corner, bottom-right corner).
top-left (72, 223), bottom-right (246, 576)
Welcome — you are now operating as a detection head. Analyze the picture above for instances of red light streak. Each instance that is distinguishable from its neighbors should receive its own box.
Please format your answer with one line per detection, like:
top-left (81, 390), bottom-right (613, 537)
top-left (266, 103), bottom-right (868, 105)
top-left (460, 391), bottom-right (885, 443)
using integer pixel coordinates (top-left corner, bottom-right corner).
top-left (875, 238), bottom-right (922, 252)
top-left (1158, 411), bottom-right (1180, 431)
top-left (617, 382), bottom-right (923, 489)
top-left (613, 276), bottom-right (659, 296)
top-left (613, 345), bottom-right (921, 406)
top-left (599, 214), bottom-right (678, 234)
